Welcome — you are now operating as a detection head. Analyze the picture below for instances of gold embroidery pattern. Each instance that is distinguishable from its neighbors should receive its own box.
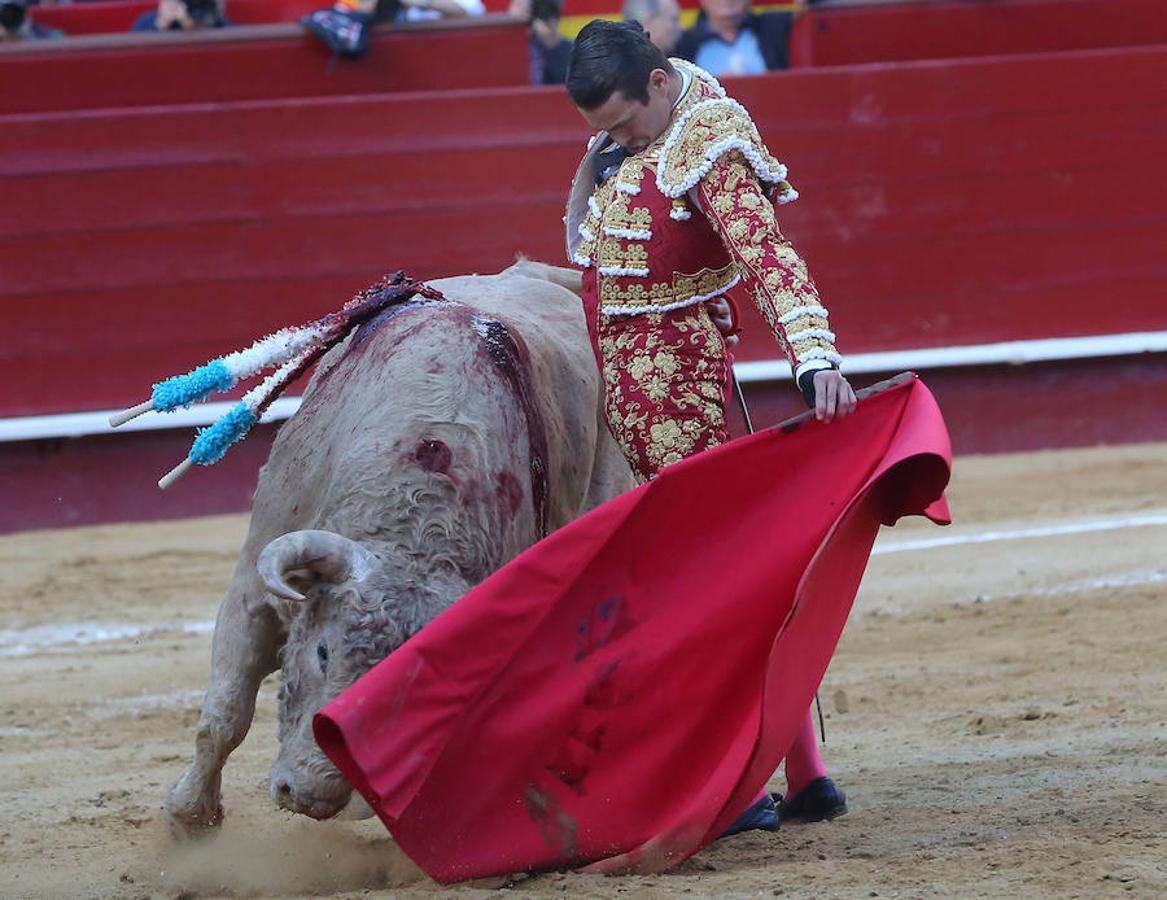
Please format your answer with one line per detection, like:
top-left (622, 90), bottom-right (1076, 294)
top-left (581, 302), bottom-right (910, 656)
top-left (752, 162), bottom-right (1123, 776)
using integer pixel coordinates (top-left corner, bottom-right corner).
top-left (600, 185), bottom-right (654, 235)
top-left (596, 304), bottom-right (730, 482)
top-left (613, 159), bottom-right (646, 195)
top-left (604, 203), bottom-right (654, 235)
top-left (597, 263), bottom-right (738, 309)
top-left (597, 240), bottom-right (650, 273)
top-left (599, 279), bottom-right (673, 306)
top-left (697, 152), bottom-right (837, 367)
top-left (658, 100), bottom-right (787, 199)
top-left (674, 265), bottom-right (739, 302)
top-left (577, 181), bottom-right (619, 264)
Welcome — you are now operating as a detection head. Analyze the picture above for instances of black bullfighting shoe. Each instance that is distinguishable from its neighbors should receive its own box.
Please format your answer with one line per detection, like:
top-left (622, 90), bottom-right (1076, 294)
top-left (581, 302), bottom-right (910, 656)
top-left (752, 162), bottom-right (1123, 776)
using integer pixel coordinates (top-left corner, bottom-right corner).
top-left (301, 7), bottom-right (373, 59)
top-left (776, 777), bottom-right (848, 822)
top-left (720, 792), bottom-right (781, 838)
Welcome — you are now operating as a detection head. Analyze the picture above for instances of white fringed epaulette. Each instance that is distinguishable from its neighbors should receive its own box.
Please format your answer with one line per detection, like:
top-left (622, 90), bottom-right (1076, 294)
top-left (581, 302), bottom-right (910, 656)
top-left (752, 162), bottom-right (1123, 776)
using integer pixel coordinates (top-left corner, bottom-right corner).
top-left (655, 66), bottom-right (798, 203)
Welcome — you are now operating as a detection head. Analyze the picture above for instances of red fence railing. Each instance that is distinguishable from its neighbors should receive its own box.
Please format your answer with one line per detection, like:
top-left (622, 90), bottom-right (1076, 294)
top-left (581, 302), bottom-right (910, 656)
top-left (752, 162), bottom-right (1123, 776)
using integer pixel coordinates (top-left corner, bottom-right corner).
top-left (4, 45), bottom-right (1165, 418)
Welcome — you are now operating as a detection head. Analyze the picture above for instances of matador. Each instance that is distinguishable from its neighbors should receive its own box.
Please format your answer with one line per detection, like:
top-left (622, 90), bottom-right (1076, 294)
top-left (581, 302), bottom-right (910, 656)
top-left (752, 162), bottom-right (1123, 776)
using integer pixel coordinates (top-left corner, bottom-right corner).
top-left (564, 20), bottom-right (856, 832)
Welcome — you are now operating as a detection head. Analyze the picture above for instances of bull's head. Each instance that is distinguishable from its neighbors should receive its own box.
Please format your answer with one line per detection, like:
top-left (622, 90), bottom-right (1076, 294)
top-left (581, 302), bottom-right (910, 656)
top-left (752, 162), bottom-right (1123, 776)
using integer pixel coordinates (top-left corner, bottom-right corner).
top-left (257, 529), bottom-right (467, 820)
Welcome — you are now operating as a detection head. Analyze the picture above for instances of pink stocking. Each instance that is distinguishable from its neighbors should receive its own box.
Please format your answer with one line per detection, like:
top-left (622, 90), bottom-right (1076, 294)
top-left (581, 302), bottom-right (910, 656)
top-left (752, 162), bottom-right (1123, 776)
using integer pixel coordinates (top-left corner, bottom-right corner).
top-left (782, 708), bottom-right (828, 797)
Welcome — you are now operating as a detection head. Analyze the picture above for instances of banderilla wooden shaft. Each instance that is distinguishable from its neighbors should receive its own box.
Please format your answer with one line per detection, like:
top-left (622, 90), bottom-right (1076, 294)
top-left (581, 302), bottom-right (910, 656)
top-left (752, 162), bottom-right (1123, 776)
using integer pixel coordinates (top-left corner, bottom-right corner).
top-left (109, 400), bottom-right (155, 428)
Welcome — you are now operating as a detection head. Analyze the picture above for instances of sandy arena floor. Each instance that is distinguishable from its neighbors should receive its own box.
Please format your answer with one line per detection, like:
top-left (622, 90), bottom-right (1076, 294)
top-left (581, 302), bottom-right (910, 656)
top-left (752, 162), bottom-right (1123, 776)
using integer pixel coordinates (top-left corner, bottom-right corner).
top-left (1, 443), bottom-right (1165, 899)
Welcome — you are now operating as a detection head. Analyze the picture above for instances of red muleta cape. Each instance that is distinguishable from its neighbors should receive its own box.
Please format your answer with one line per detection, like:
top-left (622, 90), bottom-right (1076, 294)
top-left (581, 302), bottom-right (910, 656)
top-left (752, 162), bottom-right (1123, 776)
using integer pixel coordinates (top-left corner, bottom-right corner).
top-left (314, 373), bottom-right (952, 883)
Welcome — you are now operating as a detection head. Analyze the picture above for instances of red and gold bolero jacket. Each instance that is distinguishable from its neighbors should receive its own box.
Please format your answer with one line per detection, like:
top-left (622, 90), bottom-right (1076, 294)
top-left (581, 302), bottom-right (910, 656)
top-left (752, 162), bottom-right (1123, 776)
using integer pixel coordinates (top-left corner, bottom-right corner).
top-left (565, 59), bottom-right (842, 377)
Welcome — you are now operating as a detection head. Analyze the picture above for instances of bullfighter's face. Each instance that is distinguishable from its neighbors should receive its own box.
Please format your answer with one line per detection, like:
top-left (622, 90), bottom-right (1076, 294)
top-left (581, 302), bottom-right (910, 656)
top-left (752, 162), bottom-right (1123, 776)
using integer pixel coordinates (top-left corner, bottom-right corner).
top-left (577, 66), bottom-right (678, 155)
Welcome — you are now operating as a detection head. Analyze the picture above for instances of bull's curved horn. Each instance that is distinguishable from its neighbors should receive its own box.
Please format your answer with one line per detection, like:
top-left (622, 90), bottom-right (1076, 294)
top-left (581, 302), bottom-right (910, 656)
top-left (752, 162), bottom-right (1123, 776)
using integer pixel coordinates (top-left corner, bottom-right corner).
top-left (257, 530), bottom-right (377, 602)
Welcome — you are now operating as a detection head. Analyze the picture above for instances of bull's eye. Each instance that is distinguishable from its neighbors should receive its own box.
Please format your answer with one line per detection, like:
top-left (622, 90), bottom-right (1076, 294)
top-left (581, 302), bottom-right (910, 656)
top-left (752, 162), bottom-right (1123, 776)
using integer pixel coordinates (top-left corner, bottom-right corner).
top-left (317, 642), bottom-right (329, 673)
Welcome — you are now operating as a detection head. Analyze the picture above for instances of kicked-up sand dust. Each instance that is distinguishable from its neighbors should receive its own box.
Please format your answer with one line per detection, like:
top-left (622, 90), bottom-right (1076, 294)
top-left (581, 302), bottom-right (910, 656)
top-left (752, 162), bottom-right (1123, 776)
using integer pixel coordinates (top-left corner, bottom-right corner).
top-left (1, 443), bottom-right (1164, 898)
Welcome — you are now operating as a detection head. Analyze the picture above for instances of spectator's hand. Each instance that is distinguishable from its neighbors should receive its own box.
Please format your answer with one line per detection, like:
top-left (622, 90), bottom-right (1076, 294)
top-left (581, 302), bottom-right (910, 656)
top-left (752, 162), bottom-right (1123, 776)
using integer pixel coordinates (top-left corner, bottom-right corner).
top-left (812, 369), bottom-right (857, 423)
top-left (155, 0), bottom-right (195, 29)
top-left (531, 16), bottom-right (560, 48)
top-left (705, 296), bottom-right (739, 347)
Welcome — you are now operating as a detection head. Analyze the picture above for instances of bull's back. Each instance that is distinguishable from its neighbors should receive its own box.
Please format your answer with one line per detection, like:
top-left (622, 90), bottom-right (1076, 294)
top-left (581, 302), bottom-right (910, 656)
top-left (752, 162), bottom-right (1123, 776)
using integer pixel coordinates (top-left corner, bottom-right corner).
top-left (243, 270), bottom-right (605, 573)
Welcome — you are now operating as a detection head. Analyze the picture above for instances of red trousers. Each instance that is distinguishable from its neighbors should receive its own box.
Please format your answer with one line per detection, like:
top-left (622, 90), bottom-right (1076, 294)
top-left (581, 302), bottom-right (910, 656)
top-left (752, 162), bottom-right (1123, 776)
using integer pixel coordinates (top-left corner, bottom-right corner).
top-left (589, 302), bottom-right (733, 483)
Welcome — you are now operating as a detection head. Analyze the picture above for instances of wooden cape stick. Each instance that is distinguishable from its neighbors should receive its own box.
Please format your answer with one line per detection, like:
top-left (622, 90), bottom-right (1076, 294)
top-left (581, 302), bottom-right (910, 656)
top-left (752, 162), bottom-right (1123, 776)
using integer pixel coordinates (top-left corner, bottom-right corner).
top-left (763, 370), bottom-right (914, 434)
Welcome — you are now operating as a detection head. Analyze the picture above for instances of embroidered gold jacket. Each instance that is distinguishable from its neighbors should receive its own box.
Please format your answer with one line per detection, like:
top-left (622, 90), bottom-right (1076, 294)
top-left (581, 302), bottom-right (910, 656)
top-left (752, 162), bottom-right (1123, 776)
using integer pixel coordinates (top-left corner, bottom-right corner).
top-left (565, 59), bottom-right (842, 375)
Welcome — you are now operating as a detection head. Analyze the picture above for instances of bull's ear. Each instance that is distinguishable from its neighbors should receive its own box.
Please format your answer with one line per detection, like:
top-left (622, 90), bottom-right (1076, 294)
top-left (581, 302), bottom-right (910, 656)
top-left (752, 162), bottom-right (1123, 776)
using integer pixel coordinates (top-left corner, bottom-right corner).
top-left (257, 530), bottom-right (378, 602)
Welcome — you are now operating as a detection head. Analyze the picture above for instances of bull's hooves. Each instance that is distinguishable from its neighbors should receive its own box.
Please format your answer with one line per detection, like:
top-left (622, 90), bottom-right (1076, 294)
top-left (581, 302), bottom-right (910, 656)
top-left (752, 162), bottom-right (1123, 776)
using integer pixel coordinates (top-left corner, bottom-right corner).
top-left (165, 804), bottom-right (224, 840)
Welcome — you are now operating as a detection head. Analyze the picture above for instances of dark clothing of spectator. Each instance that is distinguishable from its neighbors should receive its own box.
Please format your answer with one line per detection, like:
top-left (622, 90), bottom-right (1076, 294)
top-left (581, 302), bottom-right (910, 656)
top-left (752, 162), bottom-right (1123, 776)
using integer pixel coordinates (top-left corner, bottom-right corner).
top-left (28, 20), bottom-right (63, 38)
top-left (530, 34), bottom-right (571, 85)
top-left (130, 8), bottom-right (230, 31)
top-left (675, 10), bottom-right (791, 73)
top-left (0, 0), bottom-right (64, 40)
top-left (130, 12), bottom-right (160, 30)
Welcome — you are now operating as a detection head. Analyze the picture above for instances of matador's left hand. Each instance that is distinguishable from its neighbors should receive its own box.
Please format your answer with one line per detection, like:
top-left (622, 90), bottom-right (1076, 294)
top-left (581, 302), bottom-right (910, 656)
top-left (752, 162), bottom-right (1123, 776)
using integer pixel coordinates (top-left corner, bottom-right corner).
top-left (813, 369), bottom-right (857, 423)
top-left (705, 297), bottom-right (739, 347)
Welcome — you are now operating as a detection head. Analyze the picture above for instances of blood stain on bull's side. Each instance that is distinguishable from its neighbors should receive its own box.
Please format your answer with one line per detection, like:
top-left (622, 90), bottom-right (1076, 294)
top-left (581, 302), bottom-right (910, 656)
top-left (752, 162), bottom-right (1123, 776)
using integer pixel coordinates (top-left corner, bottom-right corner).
top-left (472, 315), bottom-right (551, 538)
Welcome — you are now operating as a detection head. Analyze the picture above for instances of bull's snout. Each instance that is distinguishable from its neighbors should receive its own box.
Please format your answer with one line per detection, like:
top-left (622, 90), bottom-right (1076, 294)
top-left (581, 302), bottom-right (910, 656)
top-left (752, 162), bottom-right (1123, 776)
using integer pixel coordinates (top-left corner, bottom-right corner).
top-left (270, 769), bottom-right (351, 820)
top-left (273, 778), bottom-right (294, 805)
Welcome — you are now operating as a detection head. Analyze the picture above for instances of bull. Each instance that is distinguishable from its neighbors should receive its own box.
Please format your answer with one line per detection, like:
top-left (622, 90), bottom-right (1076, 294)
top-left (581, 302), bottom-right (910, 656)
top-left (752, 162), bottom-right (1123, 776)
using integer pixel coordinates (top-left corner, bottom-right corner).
top-left (165, 261), bottom-right (633, 833)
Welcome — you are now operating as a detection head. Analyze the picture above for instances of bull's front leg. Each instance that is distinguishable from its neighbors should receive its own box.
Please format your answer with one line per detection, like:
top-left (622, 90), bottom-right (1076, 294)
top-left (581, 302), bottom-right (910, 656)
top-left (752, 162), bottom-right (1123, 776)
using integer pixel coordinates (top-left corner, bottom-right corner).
top-left (166, 573), bottom-right (283, 837)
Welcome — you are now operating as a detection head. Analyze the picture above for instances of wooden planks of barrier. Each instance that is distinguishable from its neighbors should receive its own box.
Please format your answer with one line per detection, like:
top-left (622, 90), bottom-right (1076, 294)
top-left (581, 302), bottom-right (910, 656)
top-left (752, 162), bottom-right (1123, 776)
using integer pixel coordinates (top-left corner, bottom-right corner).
top-left (0, 16), bottom-right (530, 114)
top-left (3, 45), bottom-right (1165, 418)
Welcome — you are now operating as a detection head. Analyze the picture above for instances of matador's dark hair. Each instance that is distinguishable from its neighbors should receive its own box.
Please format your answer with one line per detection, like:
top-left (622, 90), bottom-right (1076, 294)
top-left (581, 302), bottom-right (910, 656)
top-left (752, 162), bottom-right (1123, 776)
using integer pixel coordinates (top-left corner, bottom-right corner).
top-left (566, 20), bottom-right (675, 110)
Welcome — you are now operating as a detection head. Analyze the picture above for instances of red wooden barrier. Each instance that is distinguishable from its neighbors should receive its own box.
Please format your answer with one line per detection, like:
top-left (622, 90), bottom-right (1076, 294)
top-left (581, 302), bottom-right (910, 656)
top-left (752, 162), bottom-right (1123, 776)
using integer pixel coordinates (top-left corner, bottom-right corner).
top-left (789, 0), bottom-right (1167, 67)
top-left (33, 0), bottom-right (321, 34)
top-left (3, 44), bottom-right (1165, 419)
top-left (18, 0), bottom-right (1164, 118)
top-left (0, 17), bottom-right (529, 114)
top-left (5, 356), bottom-right (1166, 533)
top-left (29, 0), bottom-right (710, 35)
top-left (34, 0), bottom-right (1165, 61)
top-left (3, 35), bottom-right (1167, 530)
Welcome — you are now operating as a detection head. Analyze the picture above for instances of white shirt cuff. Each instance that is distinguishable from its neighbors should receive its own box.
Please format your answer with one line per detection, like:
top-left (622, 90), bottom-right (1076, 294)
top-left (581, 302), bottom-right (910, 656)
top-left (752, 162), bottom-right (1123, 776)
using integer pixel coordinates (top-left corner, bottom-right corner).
top-left (794, 358), bottom-right (835, 380)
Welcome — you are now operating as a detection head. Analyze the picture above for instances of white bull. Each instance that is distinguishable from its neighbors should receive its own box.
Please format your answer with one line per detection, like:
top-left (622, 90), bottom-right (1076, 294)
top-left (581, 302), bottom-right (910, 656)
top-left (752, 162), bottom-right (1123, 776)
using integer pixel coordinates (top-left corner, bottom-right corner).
top-left (165, 261), bottom-right (632, 833)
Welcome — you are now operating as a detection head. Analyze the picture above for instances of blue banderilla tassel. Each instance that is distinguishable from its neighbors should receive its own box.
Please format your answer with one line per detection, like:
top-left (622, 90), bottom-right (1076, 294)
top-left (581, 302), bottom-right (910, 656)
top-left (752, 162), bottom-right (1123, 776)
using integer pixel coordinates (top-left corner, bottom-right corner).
top-left (151, 359), bottom-right (235, 412)
top-left (189, 402), bottom-right (257, 466)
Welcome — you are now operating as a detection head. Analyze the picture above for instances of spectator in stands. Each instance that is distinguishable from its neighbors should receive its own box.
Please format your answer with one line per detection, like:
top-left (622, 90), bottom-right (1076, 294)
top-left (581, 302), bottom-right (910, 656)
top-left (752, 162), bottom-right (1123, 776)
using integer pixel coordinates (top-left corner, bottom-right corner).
top-left (303, 0), bottom-right (483, 61)
top-left (130, 0), bottom-right (230, 31)
top-left (509, 0), bottom-right (571, 85)
top-left (621, 0), bottom-right (681, 57)
top-left (0, 0), bottom-right (64, 40)
top-left (675, 0), bottom-right (792, 75)
top-left (393, 0), bottom-right (484, 23)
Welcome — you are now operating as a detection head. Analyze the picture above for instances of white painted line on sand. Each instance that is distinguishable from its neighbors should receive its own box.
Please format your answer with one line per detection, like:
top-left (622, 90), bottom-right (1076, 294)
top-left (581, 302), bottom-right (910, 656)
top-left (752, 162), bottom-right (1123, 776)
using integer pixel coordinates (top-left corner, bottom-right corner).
top-left (5, 514), bottom-right (1164, 656)
top-left (874, 512), bottom-right (1167, 555)
top-left (87, 687), bottom-right (279, 720)
top-left (0, 619), bottom-right (214, 657)
top-left (980, 570), bottom-right (1167, 603)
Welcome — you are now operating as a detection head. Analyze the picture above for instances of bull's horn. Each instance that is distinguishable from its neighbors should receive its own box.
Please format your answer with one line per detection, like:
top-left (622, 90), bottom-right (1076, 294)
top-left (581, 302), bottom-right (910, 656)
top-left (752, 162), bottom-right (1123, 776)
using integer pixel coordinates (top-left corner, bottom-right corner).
top-left (257, 530), bottom-right (377, 602)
